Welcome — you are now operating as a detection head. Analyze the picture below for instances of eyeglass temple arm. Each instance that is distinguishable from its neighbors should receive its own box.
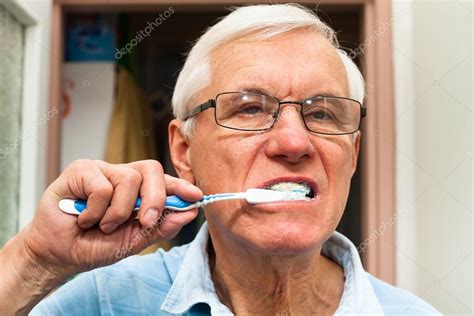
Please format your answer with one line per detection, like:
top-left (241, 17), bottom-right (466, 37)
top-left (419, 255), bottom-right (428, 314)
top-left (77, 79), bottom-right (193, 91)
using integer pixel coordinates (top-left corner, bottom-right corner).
top-left (183, 100), bottom-right (216, 120)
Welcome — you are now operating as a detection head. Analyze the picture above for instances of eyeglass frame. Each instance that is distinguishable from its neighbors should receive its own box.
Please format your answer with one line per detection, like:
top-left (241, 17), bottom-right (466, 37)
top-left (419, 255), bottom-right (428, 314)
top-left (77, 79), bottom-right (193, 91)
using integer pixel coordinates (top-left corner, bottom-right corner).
top-left (183, 91), bottom-right (367, 135)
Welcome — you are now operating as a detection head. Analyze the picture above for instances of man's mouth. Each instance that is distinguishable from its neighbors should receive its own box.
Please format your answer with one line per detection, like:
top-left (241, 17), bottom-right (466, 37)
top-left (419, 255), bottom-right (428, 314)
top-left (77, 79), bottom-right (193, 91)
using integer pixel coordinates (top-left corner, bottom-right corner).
top-left (262, 182), bottom-right (316, 199)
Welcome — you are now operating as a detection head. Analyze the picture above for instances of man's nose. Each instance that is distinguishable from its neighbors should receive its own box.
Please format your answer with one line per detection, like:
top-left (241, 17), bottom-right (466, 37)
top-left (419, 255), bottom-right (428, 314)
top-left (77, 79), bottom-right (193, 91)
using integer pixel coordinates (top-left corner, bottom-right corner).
top-left (265, 105), bottom-right (316, 164)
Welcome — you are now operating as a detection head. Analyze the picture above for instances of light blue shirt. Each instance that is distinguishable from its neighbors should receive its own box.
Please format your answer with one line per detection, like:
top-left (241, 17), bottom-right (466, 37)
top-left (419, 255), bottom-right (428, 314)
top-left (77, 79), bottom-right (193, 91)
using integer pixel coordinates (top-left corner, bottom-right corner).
top-left (32, 222), bottom-right (440, 315)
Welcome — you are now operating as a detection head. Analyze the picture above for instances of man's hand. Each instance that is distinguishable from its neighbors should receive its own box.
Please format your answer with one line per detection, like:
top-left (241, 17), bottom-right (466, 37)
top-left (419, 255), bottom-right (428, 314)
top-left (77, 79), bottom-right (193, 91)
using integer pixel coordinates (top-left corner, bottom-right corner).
top-left (0, 159), bottom-right (202, 314)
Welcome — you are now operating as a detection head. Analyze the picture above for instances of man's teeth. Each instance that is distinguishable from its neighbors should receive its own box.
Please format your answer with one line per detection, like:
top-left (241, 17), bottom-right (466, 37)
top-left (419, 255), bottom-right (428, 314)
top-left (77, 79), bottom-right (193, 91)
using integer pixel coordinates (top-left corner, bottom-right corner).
top-left (265, 182), bottom-right (313, 198)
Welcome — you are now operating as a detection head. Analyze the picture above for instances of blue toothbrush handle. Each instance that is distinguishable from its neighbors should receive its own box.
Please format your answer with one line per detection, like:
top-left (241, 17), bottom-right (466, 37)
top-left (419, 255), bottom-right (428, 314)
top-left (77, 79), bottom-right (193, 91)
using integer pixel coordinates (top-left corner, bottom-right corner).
top-left (59, 195), bottom-right (199, 215)
top-left (165, 195), bottom-right (197, 210)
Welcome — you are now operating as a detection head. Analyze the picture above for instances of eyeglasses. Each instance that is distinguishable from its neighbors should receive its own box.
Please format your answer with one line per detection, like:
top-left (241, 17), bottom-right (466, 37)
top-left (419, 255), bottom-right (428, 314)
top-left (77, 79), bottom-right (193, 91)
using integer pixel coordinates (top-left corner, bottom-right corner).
top-left (184, 91), bottom-right (366, 135)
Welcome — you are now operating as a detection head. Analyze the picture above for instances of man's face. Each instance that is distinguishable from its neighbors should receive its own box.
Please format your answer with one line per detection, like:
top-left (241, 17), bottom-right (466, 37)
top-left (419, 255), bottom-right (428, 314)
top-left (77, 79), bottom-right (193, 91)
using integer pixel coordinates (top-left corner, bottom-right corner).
top-left (183, 29), bottom-right (360, 254)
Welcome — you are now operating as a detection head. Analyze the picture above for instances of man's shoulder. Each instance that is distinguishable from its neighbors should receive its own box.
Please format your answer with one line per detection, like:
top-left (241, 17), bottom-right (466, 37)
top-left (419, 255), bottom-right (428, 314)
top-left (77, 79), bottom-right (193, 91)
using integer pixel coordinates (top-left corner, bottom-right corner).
top-left (367, 273), bottom-right (441, 315)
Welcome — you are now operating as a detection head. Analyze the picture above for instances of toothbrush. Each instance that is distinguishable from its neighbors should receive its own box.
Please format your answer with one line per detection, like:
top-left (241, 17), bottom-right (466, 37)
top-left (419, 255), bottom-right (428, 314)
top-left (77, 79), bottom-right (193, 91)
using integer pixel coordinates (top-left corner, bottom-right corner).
top-left (58, 188), bottom-right (308, 215)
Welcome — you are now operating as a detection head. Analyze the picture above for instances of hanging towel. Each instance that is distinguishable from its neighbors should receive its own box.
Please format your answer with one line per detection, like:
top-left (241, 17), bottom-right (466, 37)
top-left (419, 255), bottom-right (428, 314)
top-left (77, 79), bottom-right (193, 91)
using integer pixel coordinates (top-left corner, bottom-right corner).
top-left (105, 66), bottom-right (157, 163)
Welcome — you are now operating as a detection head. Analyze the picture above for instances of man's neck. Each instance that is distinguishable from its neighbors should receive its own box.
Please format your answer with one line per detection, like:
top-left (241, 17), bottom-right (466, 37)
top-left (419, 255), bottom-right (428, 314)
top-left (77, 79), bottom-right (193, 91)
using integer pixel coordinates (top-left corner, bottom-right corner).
top-left (208, 233), bottom-right (345, 315)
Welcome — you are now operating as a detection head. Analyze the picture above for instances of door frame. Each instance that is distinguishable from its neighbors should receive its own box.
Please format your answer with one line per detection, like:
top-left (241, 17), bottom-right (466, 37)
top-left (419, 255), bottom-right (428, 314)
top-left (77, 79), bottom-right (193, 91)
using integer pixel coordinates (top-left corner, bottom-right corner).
top-left (1, 0), bottom-right (52, 230)
top-left (46, 0), bottom-right (396, 284)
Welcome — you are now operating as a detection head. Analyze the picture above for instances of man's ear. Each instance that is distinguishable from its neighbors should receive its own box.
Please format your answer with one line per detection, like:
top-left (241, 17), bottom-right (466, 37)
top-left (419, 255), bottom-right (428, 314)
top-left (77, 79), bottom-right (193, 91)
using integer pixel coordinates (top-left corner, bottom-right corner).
top-left (351, 131), bottom-right (361, 176)
top-left (169, 119), bottom-right (195, 183)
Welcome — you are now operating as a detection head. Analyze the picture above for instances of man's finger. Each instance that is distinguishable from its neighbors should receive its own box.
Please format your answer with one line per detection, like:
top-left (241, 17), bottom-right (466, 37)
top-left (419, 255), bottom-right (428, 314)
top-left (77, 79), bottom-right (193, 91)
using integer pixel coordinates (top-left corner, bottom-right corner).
top-left (77, 172), bottom-right (114, 229)
top-left (153, 208), bottom-right (200, 240)
top-left (164, 174), bottom-right (203, 201)
top-left (127, 160), bottom-right (167, 227)
top-left (99, 166), bottom-right (142, 233)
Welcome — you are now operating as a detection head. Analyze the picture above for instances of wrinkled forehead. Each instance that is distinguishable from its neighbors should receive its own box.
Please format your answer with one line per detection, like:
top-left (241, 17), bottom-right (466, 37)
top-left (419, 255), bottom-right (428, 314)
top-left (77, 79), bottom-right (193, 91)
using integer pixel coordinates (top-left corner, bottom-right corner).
top-left (206, 29), bottom-right (349, 99)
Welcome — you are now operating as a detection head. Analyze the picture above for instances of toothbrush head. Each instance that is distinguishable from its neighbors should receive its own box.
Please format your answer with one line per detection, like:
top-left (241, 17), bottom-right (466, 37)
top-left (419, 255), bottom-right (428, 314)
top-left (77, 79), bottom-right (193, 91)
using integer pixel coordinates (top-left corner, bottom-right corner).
top-left (245, 188), bottom-right (309, 204)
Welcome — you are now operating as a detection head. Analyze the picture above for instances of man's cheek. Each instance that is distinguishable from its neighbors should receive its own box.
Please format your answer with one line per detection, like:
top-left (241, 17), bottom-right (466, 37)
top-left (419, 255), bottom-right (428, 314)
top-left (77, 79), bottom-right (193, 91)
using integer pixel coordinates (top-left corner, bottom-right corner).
top-left (324, 142), bottom-right (354, 177)
top-left (195, 163), bottom-right (231, 193)
top-left (226, 137), bottom-right (262, 161)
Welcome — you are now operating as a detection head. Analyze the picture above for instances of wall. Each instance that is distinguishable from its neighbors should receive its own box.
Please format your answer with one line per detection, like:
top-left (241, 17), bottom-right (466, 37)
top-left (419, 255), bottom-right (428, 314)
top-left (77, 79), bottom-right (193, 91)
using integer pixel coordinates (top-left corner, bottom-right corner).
top-left (393, 0), bottom-right (472, 313)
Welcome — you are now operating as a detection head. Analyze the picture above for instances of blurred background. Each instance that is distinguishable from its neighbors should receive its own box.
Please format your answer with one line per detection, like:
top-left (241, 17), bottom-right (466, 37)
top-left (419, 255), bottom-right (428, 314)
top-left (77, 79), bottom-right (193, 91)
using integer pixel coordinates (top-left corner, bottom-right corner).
top-left (0, 0), bottom-right (471, 314)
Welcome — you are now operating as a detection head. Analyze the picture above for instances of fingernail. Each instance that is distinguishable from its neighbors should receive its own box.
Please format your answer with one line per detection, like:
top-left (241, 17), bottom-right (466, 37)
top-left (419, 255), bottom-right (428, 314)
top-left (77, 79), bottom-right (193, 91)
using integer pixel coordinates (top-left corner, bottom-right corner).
top-left (101, 222), bottom-right (118, 234)
top-left (145, 208), bottom-right (159, 224)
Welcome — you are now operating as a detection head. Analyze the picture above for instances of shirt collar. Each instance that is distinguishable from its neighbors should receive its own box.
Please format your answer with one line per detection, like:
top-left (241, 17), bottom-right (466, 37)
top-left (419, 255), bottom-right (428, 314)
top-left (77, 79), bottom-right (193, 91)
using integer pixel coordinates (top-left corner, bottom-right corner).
top-left (161, 222), bottom-right (232, 315)
top-left (161, 222), bottom-right (384, 315)
top-left (323, 231), bottom-right (384, 315)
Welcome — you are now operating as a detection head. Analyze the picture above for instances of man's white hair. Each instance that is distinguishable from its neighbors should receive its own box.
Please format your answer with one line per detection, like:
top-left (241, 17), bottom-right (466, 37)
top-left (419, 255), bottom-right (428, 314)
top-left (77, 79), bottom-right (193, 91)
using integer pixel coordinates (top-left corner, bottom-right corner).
top-left (172, 3), bottom-right (365, 137)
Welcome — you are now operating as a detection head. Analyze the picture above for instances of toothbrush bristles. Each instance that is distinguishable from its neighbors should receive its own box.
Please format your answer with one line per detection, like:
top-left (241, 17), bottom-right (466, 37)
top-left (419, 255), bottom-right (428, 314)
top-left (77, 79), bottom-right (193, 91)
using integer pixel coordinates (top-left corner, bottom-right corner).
top-left (280, 191), bottom-right (309, 201)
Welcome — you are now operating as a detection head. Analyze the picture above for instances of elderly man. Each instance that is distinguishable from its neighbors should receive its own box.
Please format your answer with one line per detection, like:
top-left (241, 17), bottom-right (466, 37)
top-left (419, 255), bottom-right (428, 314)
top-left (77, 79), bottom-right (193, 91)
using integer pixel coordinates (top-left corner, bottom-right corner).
top-left (1, 4), bottom-right (439, 315)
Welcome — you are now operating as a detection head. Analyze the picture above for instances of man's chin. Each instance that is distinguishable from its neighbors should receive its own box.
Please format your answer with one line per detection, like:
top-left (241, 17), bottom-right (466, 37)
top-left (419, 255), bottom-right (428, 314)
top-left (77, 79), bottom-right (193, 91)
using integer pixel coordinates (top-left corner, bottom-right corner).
top-left (251, 241), bottom-right (319, 257)
top-left (242, 226), bottom-right (327, 256)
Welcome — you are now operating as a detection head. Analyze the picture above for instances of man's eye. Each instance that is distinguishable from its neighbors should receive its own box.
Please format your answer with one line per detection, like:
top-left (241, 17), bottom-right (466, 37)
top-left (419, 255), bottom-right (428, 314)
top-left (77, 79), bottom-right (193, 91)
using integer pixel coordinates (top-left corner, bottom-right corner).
top-left (237, 104), bottom-right (264, 115)
top-left (309, 110), bottom-right (333, 121)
